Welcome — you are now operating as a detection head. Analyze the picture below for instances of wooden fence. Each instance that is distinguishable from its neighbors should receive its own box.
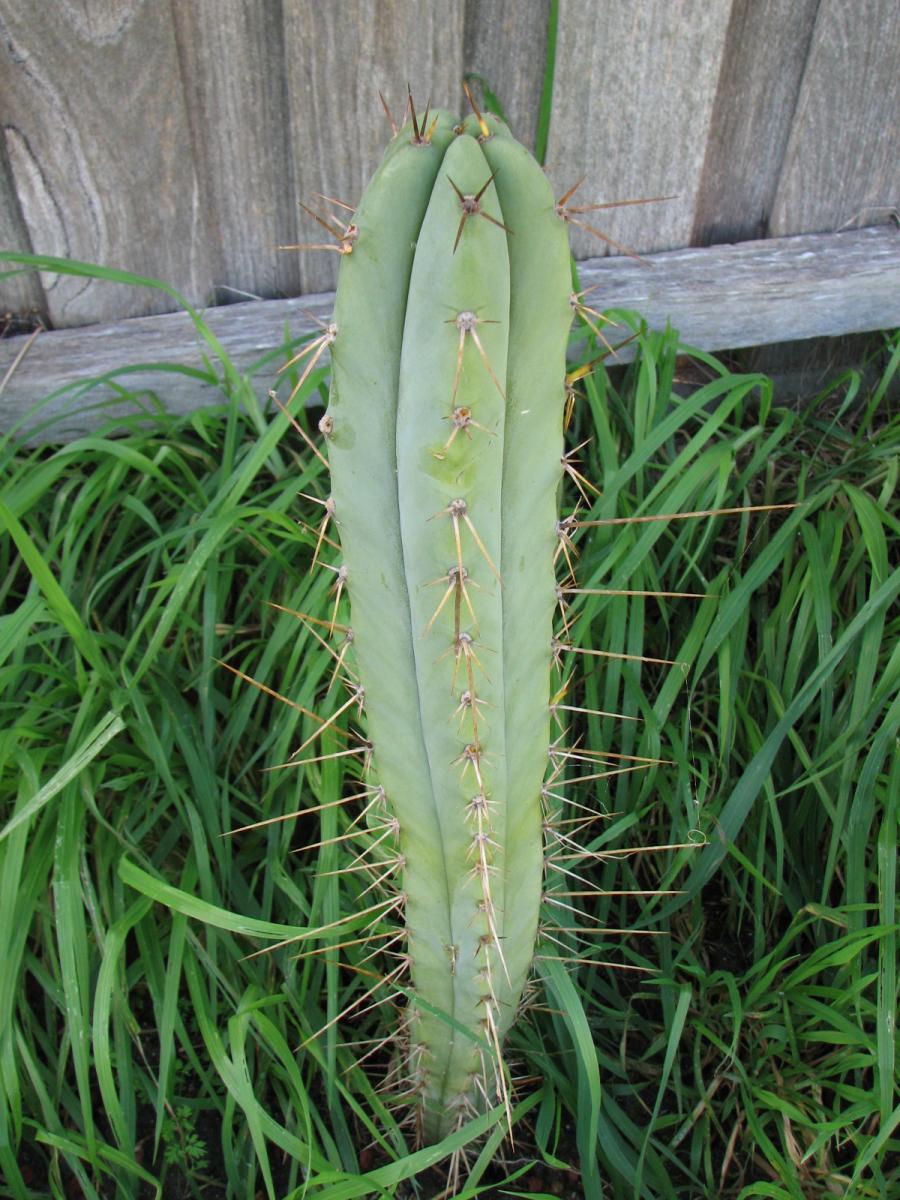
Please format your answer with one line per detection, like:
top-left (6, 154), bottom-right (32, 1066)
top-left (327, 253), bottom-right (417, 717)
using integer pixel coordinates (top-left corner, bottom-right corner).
top-left (1, 0), bottom-right (898, 431)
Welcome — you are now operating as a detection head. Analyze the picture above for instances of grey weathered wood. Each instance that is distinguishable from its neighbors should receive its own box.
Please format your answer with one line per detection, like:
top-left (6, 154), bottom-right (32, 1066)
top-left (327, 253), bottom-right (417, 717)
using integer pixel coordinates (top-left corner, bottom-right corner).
top-left (691, 0), bottom-right (819, 245)
top-left (545, 0), bottom-right (732, 259)
top-left (0, 133), bottom-right (46, 320)
top-left (576, 227), bottom-right (900, 352)
top-left (0, 0), bottom-right (212, 325)
top-left (770, 0), bottom-right (900, 236)
top-left (462, 0), bottom-right (549, 151)
top-left (282, 0), bottom-right (466, 294)
top-left (0, 288), bottom-right (334, 442)
top-left (170, 1), bottom-right (300, 303)
top-left (1, 0), bottom-right (898, 337)
top-left (2, 229), bottom-right (897, 441)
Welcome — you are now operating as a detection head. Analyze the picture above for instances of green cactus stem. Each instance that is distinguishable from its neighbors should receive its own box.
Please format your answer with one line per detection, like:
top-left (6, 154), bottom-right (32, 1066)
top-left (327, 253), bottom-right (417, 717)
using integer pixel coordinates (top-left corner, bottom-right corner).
top-left (320, 105), bottom-right (572, 1141)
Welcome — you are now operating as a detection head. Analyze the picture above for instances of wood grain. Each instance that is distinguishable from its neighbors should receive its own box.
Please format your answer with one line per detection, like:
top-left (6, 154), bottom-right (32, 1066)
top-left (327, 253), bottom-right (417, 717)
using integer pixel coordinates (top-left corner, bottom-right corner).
top-left (0, 0), bottom-right (212, 325)
top-left (770, 0), bottom-right (900, 235)
top-left (1, 1), bottom-right (897, 334)
top-left (462, 0), bottom-right (550, 150)
top-left (170, 1), bottom-right (300, 304)
top-left (691, 0), bottom-right (819, 245)
top-left (282, 0), bottom-right (466, 294)
top-left (577, 227), bottom-right (900, 352)
top-left (3, 229), bottom-right (896, 440)
top-left (0, 133), bottom-right (46, 321)
top-left (545, 0), bottom-right (732, 259)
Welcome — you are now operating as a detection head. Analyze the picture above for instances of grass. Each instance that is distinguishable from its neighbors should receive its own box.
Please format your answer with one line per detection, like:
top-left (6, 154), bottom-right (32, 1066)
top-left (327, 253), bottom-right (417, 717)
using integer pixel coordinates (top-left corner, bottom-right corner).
top-left (0, 251), bottom-right (897, 1199)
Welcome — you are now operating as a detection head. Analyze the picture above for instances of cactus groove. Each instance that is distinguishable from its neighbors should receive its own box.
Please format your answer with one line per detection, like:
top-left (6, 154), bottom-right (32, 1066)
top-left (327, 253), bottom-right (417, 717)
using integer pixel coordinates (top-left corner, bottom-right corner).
top-left (321, 106), bottom-right (572, 1140)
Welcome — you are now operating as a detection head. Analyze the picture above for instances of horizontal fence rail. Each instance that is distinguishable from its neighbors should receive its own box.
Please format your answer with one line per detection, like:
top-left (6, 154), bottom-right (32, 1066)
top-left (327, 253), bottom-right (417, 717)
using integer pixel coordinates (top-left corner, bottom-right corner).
top-left (2, 228), bottom-right (898, 441)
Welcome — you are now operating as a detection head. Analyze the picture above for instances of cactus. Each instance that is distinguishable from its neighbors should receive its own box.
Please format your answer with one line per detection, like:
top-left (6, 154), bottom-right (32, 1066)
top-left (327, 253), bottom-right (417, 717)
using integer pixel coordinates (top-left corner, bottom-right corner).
top-left (262, 93), bottom-right (792, 1166)
top-left (288, 99), bottom-right (572, 1141)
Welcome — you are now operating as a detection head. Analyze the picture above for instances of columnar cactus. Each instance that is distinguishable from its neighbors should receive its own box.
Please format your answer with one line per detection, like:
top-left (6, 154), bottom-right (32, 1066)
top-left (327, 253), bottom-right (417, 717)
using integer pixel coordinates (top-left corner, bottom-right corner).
top-left (313, 102), bottom-right (572, 1139)
top-left (273, 96), bottom-right (786, 1158)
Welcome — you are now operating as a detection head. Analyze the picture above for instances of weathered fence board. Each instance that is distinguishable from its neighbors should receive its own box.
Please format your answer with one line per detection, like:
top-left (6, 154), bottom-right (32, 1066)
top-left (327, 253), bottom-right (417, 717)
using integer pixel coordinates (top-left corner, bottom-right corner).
top-left (545, 0), bottom-right (732, 259)
top-left (770, 0), bottom-right (900, 235)
top-left (691, 0), bottom-right (819, 245)
top-left (2, 1), bottom-right (899, 335)
top-left (2, 228), bottom-right (896, 441)
top-left (0, 0), bottom-right (212, 324)
top-left (170, 1), bottom-right (300, 304)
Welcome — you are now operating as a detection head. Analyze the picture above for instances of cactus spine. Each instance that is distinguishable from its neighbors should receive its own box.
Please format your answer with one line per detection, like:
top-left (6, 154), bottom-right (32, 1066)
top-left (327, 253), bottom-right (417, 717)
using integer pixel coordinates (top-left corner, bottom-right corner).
top-left (320, 104), bottom-right (572, 1139)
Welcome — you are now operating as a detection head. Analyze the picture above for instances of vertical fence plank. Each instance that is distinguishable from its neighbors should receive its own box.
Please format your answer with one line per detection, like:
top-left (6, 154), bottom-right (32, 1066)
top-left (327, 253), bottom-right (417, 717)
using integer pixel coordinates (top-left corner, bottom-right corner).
top-left (282, 0), bottom-right (465, 294)
top-left (770, 0), bottom-right (900, 236)
top-left (171, 1), bottom-right (299, 305)
top-left (0, 0), bottom-right (212, 325)
top-left (690, 0), bottom-right (819, 246)
top-left (545, 0), bottom-right (733, 259)
top-left (461, 0), bottom-right (550, 151)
